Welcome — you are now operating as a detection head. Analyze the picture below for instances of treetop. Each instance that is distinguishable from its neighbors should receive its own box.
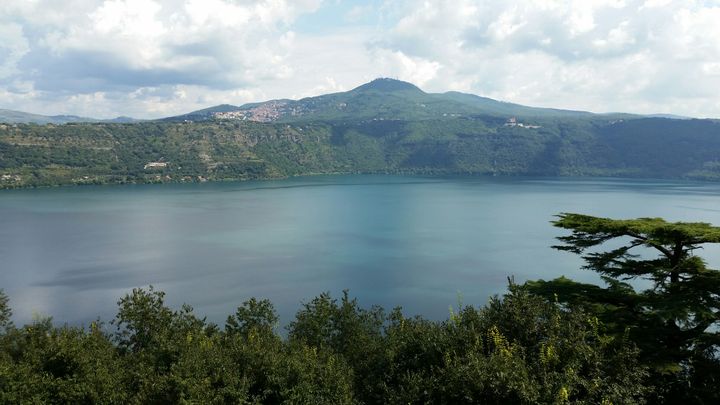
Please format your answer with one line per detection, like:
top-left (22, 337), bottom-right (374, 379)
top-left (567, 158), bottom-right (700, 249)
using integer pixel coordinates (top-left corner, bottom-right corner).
top-left (552, 213), bottom-right (720, 253)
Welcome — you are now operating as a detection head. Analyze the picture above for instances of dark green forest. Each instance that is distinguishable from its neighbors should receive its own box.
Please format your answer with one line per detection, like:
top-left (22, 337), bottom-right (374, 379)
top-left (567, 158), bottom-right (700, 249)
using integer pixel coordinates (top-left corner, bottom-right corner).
top-left (1, 214), bottom-right (718, 403)
top-left (2, 115), bottom-right (720, 190)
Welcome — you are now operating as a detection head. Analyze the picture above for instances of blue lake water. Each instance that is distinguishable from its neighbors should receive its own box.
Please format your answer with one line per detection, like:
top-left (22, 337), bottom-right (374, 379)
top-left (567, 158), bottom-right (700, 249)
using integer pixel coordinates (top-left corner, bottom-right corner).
top-left (2, 175), bottom-right (720, 327)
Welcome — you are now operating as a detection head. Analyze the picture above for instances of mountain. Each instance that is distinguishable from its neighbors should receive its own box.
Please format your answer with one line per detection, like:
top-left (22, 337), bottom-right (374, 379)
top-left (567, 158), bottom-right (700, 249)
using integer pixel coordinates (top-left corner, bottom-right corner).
top-left (105, 116), bottom-right (142, 123)
top-left (2, 78), bottom-right (720, 189)
top-left (0, 109), bottom-right (94, 124)
top-left (437, 91), bottom-right (594, 118)
top-left (164, 78), bottom-right (619, 123)
top-left (644, 113), bottom-right (691, 120)
top-left (350, 77), bottom-right (424, 93)
top-left (0, 79), bottom-right (695, 125)
top-left (0, 109), bottom-right (142, 124)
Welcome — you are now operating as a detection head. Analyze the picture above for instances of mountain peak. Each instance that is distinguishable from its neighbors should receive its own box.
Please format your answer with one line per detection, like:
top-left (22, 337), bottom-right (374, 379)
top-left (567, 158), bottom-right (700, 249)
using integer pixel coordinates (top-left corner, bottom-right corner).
top-left (351, 78), bottom-right (424, 93)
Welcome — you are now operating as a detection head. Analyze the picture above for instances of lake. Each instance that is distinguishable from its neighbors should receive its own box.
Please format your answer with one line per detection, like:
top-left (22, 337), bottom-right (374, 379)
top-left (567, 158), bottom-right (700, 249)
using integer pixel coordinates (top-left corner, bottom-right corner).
top-left (2, 175), bottom-right (720, 327)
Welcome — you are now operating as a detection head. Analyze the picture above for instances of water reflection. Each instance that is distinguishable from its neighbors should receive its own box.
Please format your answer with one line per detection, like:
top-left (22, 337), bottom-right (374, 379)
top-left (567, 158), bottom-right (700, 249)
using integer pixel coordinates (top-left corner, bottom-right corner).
top-left (1, 175), bottom-right (720, 327)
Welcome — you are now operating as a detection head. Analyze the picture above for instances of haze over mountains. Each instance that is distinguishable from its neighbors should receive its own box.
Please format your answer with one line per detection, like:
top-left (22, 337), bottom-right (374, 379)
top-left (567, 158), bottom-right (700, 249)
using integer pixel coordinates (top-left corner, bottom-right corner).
top-left (0, 109), bottom-right (141, 125)
top-left (0, 79), bottom-right (695, 124)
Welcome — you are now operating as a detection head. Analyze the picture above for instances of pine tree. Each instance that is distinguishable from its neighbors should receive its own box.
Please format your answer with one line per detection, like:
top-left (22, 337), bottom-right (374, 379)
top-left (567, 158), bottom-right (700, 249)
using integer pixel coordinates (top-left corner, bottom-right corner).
top-left (525, 213), bottom-right (720, 401)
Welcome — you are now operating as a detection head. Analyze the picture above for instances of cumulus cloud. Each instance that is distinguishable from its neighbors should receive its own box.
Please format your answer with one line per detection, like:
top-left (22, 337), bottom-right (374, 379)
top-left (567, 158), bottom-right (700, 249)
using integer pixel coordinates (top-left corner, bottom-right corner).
top-left (374, 0), bottom-right (720, 117)
top-left (1, 0), bottom-right (720, 118)
top-left (6, 0), bottom-right (319, 91)
top-left (0, 23), bottom-right (29, 80)
top-left (0, 0), bottom-right (321, 117)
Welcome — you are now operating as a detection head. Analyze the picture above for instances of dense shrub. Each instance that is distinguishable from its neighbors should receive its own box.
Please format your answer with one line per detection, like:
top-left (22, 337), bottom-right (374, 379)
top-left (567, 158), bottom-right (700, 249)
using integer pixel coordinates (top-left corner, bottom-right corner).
top-left (0, 285), bottom-right (649, 404)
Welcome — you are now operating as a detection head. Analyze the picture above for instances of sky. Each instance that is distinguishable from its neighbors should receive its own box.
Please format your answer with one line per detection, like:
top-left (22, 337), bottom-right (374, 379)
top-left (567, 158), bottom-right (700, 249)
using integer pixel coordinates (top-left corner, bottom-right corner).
top-left (1, 0), bottom-right (720, 119)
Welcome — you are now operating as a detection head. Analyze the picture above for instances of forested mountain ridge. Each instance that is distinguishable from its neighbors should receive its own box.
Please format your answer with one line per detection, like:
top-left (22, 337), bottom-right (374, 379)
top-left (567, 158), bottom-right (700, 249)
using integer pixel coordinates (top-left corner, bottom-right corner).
top-left (0, 109), bottom-right (141, 125)
top-left (163, 78), bottom-right (607, 123)
top-left (1, 79), bottom-right (720, 189)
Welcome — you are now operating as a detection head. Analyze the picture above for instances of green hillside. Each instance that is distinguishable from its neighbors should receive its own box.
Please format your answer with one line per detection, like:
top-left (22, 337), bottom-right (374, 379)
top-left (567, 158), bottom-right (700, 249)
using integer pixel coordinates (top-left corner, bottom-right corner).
top-left (2, 79), bottom-right (720, 189)
top-left (2, 115), bottom-right (720, 189)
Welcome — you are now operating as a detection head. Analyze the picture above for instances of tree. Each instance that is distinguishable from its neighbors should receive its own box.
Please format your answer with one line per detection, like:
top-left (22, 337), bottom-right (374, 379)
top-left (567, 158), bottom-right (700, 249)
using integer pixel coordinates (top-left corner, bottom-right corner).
top-left (0, 290), bottom-right (11, 333)
top-left (287, 290), bottom-right (387, 402)
top-left (438, 284), bottom-right (648, 404)
top-left (525, 213), bottom-right (720, 401)
top-left (225, 297), bottom-right (278, 338)
top-left (113, 286), bottom-right (175, 354)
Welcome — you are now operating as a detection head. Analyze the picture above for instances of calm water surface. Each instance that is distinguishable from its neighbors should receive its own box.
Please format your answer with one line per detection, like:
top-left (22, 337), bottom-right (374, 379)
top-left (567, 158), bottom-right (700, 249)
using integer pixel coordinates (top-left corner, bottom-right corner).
top-left (2, 175), bottom-right (720, 326)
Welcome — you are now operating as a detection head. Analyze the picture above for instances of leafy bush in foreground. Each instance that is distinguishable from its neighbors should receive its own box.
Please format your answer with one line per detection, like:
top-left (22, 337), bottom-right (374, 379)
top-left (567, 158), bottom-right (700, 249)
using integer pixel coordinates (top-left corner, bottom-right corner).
top-left (0, 285), bottom-right (648, 404)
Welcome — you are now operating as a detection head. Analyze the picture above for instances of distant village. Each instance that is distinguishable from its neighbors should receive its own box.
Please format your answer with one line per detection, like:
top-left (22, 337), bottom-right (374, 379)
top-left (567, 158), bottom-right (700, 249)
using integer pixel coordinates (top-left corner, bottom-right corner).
top-left (0, 174), bottom-right (21, 182)
top-left (212, 101), bottom-right (304, 122)
top-left (503, 117), bottom-right (541, 129)
top-left (209, 101), bottom-right (542, 131)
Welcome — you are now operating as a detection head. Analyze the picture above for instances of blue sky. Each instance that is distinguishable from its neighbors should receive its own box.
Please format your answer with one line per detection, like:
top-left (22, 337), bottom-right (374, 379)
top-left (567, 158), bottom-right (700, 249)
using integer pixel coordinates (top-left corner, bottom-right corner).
top-left (1, 0), bottom-right (720, 119)
top-left (292, 0), bottom-right (388, 33)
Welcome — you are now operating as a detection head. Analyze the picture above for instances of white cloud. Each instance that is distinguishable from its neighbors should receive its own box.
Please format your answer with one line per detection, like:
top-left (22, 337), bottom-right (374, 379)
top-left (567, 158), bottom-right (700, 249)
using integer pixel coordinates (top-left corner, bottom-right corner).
top-left (1, 0), bottom-right (720, 118)
top-left (372, 50), bottom-right (441, 86)
top-left (0, 0), bottom-right (325, 117)
top-left (0, 23), bottom-right (29, 79)
top-left (370, 0), bottom-right (720, 117)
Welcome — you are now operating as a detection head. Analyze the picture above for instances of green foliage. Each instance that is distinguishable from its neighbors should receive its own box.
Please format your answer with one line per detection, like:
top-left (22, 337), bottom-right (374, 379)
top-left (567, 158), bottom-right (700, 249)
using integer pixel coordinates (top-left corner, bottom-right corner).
top-left (0, 290), bottom-right (11, 332)
top-left (288, 290), bottom-right (386, 402)
top-left (0, 317), bottom-right (125, 404)
top-left (2, 114), bottom-right (720, 189)
top-left (225, 297), bottom-right (279, 338)
top-left (0, 284), bottom-right (652, 404)
top-left (367, 285), bottom-right (647, 404)
top-left (526, 213), bottom-right (720, 403)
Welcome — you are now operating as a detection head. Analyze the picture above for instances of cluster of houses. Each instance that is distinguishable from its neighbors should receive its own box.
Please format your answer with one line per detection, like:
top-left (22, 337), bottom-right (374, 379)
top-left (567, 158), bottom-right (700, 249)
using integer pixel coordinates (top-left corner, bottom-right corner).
top-left (213, 110), bottom-right (249, 120)
top-left (504, 117), bottom-right (541, 129)
top-left (0, 174), bottom-right (21, 182)
top-left (144, 162), bottom-right (168, 170)
top-left (213, 101), bottom-right (297, 122)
